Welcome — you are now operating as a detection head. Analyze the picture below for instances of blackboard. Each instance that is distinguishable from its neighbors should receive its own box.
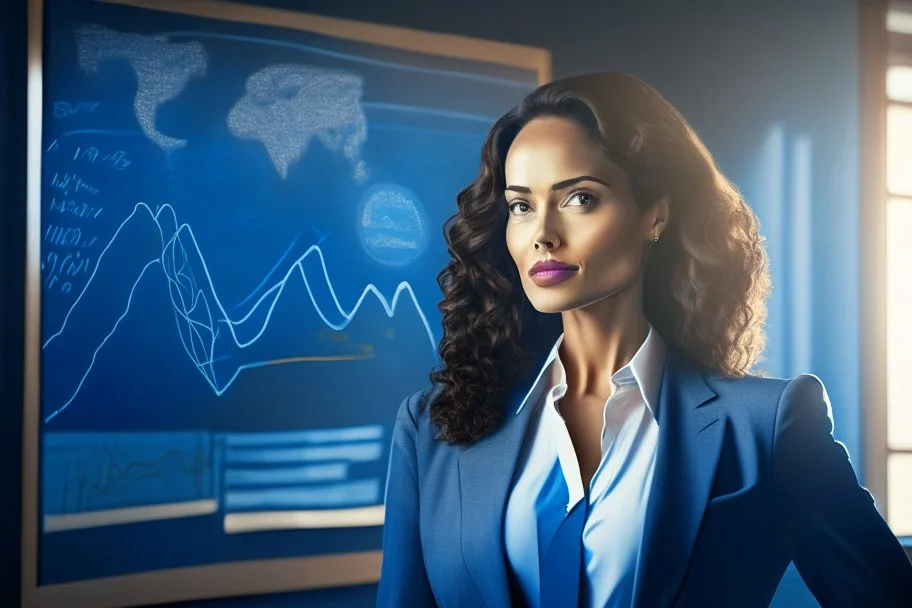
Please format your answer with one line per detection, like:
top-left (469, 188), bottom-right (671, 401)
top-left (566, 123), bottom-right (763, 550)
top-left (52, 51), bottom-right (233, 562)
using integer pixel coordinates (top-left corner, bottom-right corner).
top-left (25, 0), bottom-right (549, 605)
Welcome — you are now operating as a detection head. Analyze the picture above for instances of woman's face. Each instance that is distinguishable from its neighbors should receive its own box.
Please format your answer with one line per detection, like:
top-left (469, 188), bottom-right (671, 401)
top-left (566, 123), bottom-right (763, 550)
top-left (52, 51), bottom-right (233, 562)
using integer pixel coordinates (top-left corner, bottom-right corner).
top-left (504, 116), bottom-right (659, 314)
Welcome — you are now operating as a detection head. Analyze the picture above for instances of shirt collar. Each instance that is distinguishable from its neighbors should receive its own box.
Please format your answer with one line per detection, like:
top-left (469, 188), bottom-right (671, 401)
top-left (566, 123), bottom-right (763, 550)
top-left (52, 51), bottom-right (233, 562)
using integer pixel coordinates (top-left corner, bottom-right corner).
top-left (514, 325), bottom-right (666, 416)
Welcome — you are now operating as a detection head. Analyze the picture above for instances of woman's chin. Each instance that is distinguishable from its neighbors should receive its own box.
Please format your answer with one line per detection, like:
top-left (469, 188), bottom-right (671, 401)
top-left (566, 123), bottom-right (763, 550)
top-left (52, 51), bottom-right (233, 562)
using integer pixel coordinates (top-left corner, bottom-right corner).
top-left (526, 294), bottom-right (579, 315)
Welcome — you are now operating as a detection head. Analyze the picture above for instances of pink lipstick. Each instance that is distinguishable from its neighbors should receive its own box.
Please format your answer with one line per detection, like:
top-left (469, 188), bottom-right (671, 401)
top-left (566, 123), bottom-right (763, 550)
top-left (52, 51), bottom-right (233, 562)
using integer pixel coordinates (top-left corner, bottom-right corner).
top-left (529, 259), bottom-right (579, 287)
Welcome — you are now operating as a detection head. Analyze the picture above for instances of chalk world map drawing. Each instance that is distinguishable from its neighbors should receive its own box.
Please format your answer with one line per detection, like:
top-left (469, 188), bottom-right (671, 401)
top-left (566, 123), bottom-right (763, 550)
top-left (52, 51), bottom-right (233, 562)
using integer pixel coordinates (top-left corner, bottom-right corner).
top-left (227, 63), bottom-right (369, 182)
top-left (76, 24), bottom-right (370, 181)
top-left (76, 24), bottom-right (208, 151)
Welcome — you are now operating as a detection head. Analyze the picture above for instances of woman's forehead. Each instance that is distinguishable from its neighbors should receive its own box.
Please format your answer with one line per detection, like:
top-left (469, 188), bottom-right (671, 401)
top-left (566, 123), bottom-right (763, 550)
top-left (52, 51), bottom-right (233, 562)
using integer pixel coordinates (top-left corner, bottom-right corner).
top-left (504, 118), bottom-right (623, 187)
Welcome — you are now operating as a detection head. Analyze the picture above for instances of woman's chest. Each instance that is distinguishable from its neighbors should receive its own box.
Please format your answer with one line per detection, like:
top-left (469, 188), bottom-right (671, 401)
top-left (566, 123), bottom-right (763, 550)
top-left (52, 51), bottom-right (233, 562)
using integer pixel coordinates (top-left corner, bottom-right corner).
top-left (555, 394), bottom-right (607, 485)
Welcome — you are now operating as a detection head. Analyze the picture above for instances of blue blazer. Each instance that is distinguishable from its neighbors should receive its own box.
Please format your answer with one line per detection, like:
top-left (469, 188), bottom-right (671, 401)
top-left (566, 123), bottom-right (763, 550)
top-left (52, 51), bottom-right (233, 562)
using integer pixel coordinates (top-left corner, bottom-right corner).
top-left (377, 350), bottom-right (912, 607)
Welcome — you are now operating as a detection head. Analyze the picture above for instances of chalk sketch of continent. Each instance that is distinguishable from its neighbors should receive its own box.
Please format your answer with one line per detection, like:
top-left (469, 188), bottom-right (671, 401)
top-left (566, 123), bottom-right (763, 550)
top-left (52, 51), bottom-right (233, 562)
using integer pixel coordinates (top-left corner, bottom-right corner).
top-left (75, 24), bottom-right (207, 151)
top-left (227, 64), bottom-right (368, 181)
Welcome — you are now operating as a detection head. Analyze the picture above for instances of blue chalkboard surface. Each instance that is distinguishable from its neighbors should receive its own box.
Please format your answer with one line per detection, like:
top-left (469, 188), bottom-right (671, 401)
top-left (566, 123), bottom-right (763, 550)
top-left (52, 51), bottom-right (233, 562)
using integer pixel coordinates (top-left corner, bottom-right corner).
top-left (36, 0), bottom-right (542, 590)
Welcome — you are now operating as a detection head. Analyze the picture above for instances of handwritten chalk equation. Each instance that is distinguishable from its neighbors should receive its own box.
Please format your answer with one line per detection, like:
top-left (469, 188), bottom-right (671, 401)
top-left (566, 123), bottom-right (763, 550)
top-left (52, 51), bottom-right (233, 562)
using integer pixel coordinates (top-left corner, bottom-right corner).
top-left (44, 224), bottom-right (99, 249)
top-left (48, 198), bottom-right (104, 220)
top-left (50, 172), bottom-right (100, 197)
top-left (42, 251), bottom-right (93, 294)
top-left (42, 216), bottom-right (101, 296)
top-left (70, 145), bottom-right (132, 171)
top-left (42, 141), bottom-right (114, 302)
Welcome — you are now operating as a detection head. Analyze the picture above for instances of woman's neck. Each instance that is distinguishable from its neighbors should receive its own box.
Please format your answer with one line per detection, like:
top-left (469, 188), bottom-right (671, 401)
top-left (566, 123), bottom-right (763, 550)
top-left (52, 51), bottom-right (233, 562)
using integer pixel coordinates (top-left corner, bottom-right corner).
top-left (558, 287), bottom-right (649, 400)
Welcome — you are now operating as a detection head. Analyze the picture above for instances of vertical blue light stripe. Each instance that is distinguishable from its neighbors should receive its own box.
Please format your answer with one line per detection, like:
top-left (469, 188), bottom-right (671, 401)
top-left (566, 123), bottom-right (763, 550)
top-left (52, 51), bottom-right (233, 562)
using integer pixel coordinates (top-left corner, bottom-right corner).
top-left (754, 125), bottom-right (786, 377)
top-left (789, 134), bottom-right (813, 376)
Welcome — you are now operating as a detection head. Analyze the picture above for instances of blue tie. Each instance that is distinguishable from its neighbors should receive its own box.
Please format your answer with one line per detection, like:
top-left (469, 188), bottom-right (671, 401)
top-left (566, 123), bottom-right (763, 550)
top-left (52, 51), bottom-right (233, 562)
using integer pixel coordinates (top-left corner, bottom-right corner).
top-left (537, 460), bottom-right (587, 608)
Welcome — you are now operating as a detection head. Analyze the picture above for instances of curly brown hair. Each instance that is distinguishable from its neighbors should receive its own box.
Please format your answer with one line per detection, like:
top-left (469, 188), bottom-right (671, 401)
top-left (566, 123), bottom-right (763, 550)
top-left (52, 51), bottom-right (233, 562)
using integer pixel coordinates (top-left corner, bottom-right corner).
top-left (427, 72), bottom-right (771, 446)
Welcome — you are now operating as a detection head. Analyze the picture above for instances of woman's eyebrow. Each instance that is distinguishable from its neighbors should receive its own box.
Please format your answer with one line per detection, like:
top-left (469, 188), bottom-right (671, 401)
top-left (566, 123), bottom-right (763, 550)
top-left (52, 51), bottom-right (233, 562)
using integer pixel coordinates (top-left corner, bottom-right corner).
top-left (505, 175), bottom-right (610, 194)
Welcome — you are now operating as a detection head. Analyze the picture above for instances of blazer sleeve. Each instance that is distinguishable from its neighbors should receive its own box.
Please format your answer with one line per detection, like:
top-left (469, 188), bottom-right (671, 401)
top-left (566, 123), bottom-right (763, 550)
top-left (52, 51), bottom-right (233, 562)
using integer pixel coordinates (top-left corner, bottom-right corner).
top-left (376, 390), bottom-right (438, 608)
top-left (771, 374), bottom-right (912, 606)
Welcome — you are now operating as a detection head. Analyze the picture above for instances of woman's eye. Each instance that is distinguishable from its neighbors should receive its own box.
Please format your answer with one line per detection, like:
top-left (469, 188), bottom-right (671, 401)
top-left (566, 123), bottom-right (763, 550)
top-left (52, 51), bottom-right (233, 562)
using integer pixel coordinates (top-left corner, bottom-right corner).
top-left (567, 191), bottom-right (594, 207)
top-left (508, 201), bottom-right (531, 215)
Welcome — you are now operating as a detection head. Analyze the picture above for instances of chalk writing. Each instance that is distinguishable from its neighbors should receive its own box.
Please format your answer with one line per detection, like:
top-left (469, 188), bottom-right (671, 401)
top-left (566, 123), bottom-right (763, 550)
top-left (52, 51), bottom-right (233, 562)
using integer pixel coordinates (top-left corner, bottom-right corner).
top-left (50, 172), bottom-right (100, 197)
top-left (42, 139), bottom-right (109, 303)
top-left (46, 277), bottom-right (72, 294)
top-left (44, 224), bottom-right (99, 249)
top-left (42, 226), bottom-right (98, 295)
top-left (49, 198), bottom-right (103, 220)
top-left (42, 250), bottom-right (93, 294)
top-left (42, 244), bottom-right (98, 295)
top-left (42, 250), bottom-right (92, 277)
top-left (72, 146), bottom-right (132, 171)
top-left (53, 101), bottom-right (101, 119)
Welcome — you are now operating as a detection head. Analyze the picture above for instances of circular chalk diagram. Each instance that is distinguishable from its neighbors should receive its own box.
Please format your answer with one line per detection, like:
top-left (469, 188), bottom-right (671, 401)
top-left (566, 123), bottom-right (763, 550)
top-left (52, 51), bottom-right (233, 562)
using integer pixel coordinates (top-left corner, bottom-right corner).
top-left (357, 183), bottom-right (429, 267)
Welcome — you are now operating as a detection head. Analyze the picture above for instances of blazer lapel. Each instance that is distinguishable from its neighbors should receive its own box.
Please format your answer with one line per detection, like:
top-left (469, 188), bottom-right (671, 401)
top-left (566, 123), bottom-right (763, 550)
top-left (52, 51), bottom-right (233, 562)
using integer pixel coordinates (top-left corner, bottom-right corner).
top-left (457, 376), bottom-right (543, 608)
top-left (632, 351), bottom-right (725, 608)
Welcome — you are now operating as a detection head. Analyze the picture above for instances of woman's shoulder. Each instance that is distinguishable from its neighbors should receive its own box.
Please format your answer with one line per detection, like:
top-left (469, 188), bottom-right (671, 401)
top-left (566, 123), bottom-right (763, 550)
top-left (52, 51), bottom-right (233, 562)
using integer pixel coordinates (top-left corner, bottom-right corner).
top-left (390, 385), bottom-right (448, 452)
top-left (704, 368), bottom-right (827, 403)
top-left (702, 370), bottom-right (834, 436)
top-left (389, 385), bottom-right (467, 478)
top-left (395, 385), bottom-right (441, 426)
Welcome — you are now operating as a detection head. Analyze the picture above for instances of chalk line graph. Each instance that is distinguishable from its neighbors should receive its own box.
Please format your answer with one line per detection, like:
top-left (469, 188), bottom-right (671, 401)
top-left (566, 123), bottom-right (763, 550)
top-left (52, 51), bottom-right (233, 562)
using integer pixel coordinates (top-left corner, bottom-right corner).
top-left (42, 202), bottom-right (438, 423)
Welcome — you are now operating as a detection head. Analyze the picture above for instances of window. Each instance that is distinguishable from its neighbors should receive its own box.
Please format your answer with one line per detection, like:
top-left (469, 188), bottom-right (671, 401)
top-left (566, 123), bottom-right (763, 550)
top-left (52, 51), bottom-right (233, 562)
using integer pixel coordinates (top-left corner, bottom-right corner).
top-left (887, 5), bottom-right (912, 537)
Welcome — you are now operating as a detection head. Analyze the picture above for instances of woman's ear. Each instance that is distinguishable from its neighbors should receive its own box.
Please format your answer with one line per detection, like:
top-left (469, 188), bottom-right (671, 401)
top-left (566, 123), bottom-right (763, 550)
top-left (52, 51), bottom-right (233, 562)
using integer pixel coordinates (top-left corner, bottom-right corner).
top-left (647, 195), bottom-right (670, 239)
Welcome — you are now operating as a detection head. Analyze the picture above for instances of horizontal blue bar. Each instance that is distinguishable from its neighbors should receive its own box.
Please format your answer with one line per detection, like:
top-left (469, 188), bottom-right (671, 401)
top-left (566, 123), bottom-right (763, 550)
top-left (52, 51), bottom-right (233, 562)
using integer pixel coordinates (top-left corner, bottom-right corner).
top-left (224, 479), bottom-right (380, 510)
top-left (224, 442), bottom-right (382, 465)
top-left (225, 463), bottom-right (348, 486)
top-left (219, 425), bottom-right (383, 447)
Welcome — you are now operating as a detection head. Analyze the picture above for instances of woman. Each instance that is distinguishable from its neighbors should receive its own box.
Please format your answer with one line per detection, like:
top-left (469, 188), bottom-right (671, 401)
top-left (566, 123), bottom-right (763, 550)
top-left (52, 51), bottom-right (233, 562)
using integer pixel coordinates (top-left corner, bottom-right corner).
top-left (376, 72), bottom-right (912, 607)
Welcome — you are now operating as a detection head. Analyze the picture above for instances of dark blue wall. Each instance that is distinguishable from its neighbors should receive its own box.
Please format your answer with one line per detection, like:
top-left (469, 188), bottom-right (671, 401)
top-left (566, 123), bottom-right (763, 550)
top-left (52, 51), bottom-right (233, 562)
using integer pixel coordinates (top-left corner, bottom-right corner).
top-left (2, 1), bottom-right (865, 606)
top-left (1, 0), bottom-right (27, 604)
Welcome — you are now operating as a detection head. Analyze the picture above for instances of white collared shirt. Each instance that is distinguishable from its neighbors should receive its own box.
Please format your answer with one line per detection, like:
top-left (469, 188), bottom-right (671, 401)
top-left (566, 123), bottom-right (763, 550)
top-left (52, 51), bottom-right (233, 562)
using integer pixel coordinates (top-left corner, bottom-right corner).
top-left (504, 325), bottom-right (666, 608)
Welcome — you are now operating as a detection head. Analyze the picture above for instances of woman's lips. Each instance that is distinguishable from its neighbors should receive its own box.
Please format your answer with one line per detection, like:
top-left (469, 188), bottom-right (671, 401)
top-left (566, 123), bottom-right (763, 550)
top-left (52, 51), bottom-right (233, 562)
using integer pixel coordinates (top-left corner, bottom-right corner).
top-left (529, 268), bottom-right (578, 287)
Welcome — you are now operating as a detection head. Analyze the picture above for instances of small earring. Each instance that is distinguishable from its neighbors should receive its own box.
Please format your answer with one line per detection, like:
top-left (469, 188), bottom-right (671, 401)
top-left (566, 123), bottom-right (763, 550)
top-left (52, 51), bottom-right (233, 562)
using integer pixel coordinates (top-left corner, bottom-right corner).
top-left (653, 233), bottom-right (660, 242)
